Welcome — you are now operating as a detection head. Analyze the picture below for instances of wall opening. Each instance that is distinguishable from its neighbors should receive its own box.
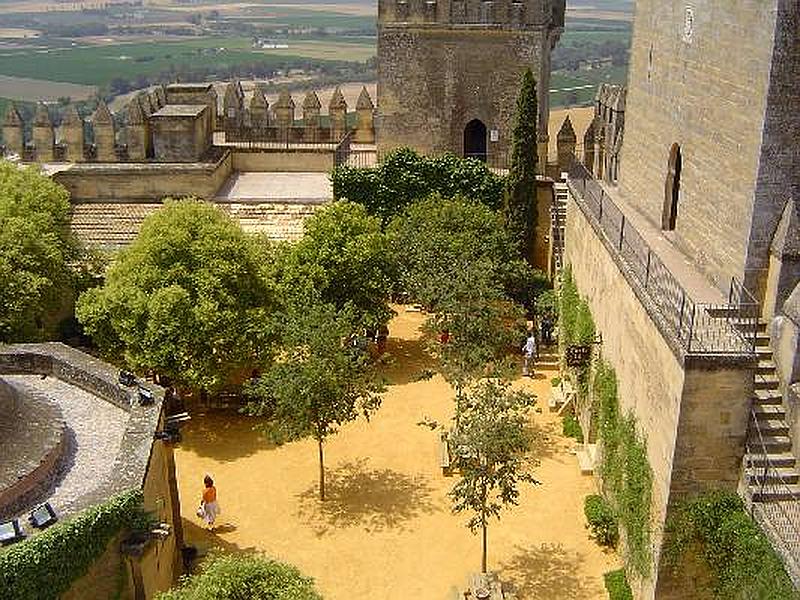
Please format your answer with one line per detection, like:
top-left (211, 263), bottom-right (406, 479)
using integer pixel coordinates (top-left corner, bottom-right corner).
top-left (662, 143), bottom-right (682, 230)
top-left (463, 119), bottom-right (487, 162)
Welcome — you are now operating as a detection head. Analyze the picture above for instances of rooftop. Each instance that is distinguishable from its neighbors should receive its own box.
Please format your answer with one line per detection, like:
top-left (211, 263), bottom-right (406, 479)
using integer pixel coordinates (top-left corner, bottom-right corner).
top-left (0, 344), bottom-right (164, 523)
top-left (151, 104), bottom-right (207, 118)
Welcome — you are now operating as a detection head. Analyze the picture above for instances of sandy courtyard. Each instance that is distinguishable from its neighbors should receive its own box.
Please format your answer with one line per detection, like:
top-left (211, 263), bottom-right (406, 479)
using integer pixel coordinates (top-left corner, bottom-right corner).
top-left (174, 308), bottom-right (618, 599)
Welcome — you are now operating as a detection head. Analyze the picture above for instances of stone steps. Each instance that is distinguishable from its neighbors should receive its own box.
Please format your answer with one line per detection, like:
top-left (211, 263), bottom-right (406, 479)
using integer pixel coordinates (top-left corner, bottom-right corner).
top-left (747, 467), bottom-right (800, 485)
top-left (748, 452), bottom-right (797, 469)
top-left (753, 388), bottom-right (783, 405)
top-left (752, 484), bottom-right (800, 502)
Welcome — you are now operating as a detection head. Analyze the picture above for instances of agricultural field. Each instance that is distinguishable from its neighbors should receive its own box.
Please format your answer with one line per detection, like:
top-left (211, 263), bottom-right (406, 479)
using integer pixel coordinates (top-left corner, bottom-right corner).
top-left (0, 0), bottom-right (631, 114)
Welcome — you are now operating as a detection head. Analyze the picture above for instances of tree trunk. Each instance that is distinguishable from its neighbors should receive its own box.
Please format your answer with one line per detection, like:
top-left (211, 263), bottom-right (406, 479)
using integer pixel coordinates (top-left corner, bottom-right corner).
top-left (481, 522), bottom-right (488, 573)
top-left (317, 437), bottom-right (325, 501)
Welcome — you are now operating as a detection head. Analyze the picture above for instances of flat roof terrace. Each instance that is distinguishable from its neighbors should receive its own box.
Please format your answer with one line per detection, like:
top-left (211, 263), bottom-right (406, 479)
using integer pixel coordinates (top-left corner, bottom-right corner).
top-left (150, 104), bottom-right (207, 119)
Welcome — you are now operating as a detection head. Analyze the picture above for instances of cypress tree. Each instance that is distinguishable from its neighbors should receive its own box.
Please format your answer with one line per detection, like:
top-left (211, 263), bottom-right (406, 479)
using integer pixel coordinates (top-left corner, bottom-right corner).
top-left (504, 69), bottom-right (538, 263)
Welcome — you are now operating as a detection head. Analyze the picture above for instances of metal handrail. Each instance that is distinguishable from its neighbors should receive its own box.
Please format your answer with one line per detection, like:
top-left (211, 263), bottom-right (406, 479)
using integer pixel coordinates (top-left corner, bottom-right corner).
top-left (744, 409), bottom-right (800, 586)
top-left (566, 158), bottom-right (755, 356)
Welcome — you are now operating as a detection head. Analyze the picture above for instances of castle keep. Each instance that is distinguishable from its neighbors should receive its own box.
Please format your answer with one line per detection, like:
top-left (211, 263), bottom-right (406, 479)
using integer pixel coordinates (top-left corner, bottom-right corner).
top-left (377, 0), bottom-right (564, 167)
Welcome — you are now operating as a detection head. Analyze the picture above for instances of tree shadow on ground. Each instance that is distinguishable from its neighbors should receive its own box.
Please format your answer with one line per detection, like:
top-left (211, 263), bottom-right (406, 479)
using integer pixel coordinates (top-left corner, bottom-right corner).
top-left (377, 337), bottom-right (439, 386)
top-left (526, 419), bottom-right (570, 463)
top-left (498, 543), bottom-right (597, 599)
top-left (176, 411), bottom-right (276, 462)
top-left (295, 458), bottom-right (437, 536)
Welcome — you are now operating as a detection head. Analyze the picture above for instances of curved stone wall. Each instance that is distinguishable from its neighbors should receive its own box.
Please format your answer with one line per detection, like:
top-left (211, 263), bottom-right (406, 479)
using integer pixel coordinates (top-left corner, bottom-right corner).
top-left (0, 377), bottom-right (68, 520)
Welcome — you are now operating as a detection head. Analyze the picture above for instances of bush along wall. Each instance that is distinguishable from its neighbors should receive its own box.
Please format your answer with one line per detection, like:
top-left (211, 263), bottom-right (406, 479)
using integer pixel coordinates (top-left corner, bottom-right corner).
top-left (559, 264), bottom-right (653, 580)
top-left (664, 490), bottom-right (798, 599)
top-left (0, 489), bottom-right (147, 600)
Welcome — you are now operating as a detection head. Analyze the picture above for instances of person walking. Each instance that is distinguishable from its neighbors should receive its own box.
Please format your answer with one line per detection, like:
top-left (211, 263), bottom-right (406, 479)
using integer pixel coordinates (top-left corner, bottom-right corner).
top-left (522, 330), bottom-right (538, 377)
top-left (199, 474), bottom-right (220, 532)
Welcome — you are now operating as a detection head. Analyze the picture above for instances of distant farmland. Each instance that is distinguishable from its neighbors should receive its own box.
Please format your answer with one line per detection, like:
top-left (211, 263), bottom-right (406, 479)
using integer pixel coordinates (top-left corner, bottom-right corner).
top-left (0, 74), bottom-right (96, 101)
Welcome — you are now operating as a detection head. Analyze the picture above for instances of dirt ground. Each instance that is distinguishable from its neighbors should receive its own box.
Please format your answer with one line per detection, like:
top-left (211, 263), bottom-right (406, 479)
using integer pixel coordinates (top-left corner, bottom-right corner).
top-left (174, 308), bottom-right (618, 599)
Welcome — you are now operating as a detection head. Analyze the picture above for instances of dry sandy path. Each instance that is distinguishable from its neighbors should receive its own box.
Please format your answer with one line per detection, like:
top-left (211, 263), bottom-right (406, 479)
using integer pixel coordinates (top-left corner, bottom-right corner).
top-left (174, 308), bottom-right (618, 599)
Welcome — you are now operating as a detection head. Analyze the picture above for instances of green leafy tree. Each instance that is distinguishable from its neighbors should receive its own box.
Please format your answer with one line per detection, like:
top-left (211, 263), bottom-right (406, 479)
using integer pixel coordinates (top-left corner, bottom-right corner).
top-left (504, 69), bottom-right (539, 261)
top-left (157, 552), bottom-right (322, 600)
top-left (332, 148), bottom-right (506, 224)
top-left (0, 162), bottom-right (77, 341)
top-left (387, 195), bottom-right (540, 311)
top-left (244, 296), bottom-right (383, 500)
top-left (277, 200), bottom-right (394, 330)
top-left (424, 262), bottom-right (525, 420)
top-left (76, 199), bottom-right (275, 392)
top-left (450, 380), bottom-right (538, 573)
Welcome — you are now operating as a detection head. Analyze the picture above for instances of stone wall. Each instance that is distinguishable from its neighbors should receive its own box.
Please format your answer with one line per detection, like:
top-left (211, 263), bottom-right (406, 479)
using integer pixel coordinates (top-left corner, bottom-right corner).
top-left (565, 189), bottom-right (754, 599)
top-left (617, 0), bottom-right (782, 291)
top-left (377, 26), bottom-right (555, 165)
top-left (231, 148), bottom-right (334, 172)
top-left (53, 150), bottom-right (232, 202)
top-left (565, 190), bottom-right (684, 599)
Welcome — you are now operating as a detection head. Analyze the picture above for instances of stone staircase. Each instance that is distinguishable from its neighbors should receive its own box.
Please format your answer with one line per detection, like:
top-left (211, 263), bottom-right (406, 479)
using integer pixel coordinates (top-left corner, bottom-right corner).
top-left (733, 317), bottom-right (800, 586)
top-left (739, 318), bottom-right (800, 501)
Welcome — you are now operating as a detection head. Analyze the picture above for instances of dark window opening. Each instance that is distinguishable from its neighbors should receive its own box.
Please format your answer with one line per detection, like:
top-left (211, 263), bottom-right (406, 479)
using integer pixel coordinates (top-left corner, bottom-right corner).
top-left (662, 143), bottom-right (682, 230)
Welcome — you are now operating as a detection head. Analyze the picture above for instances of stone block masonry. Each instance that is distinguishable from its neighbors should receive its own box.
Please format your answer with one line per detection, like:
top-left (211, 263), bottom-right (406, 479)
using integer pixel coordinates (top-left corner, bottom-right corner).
top-left (565, 187), bottom-right (753, 599)
top-left (617, 0), bottom-right (800, 294)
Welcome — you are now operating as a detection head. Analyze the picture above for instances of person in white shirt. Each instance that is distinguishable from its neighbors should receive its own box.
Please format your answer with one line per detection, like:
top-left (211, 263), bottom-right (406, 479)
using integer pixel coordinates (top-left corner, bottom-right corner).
top-left (522, 331), bottom-right (538, 377)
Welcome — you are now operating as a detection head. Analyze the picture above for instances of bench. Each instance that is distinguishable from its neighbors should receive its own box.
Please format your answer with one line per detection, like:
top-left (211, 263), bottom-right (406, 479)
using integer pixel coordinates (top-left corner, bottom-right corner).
top-left (548, 379), bottom-right (575, 412)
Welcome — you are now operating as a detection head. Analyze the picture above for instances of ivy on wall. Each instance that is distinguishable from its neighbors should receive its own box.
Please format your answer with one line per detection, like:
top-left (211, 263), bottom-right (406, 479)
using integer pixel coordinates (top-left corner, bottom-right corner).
top-left (559, 265), bottom-right (653, 579)
top-left (595, 361), bottom-right (653, 577)
top-left (0, 489), bottom-right (146, 600)
top-left (664, 490), bottom-right (798, 599)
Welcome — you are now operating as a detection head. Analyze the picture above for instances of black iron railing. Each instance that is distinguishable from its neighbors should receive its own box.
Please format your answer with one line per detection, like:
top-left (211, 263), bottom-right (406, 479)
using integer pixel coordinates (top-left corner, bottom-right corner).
top-left (744, 409), bottom-right (800, 587)
top-left (566, 159), bottom-right (757, 356)
top-left (333, 131), bottom-right (378, 168)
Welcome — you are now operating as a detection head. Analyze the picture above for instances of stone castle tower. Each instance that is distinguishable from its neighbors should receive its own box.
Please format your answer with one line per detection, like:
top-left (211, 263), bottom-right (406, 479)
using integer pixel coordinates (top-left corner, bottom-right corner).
top-left (617, 0), bottom-right (799, 303)
top-left (377, 0), bottom-right (565, 167)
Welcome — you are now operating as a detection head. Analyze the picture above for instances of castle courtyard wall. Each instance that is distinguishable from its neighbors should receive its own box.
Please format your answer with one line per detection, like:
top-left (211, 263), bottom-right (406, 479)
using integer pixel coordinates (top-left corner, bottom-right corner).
top-left (230, 148), bottom-right (334, 172)
top-left (565, 189), bottom-right (753, 599)
top-left (565, 191), bottom-right (684, 599)
top-left (618, 0), bottom-right (780, 290)
top-left (53, 151), bottom-right (232, 202)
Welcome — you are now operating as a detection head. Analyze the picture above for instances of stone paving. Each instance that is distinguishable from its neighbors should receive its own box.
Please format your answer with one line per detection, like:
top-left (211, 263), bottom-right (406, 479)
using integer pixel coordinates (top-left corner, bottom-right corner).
top-left (214, 172), bottom-right (332, 204)
top-left (4, 375), bottom-right (128, 516)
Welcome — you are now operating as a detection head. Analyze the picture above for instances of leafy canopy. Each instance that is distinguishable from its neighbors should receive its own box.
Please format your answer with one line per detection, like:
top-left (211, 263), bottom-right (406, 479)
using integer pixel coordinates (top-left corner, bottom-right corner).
top-left (76, 199), bottom-right (275, 390)
top-left (504, 68), bottom-right (539, 260)
top-left (450, 380), bottom-right (538, 571)
top-left (243, 294), bottom-right (383, 499)
top-left (0, 161), bottom-right (76, 342)
top-left (157, 552), bottom-right (322, 600)
top-left (276, 200), bottom-right (394, 329)
top-left (387, 195), bottom-right (540, 311)
top-left (332, 148), bottom-right (505, 224)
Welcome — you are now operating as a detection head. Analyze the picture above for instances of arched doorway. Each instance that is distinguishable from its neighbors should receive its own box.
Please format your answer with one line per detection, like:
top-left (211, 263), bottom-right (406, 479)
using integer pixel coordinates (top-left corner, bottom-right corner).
top-left (463, 119), bottom-right (487, 162)
top-left (662, 143), bottom-right (682, 230)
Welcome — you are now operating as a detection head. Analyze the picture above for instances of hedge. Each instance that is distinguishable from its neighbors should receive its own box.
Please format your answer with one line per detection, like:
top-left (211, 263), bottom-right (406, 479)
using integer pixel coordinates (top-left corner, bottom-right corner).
top-left (0, 489), bottom-right (146, 600)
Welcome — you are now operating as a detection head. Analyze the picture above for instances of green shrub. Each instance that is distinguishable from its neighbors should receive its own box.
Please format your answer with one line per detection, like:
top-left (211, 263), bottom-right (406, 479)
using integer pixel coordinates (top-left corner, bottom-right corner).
top-left (585, 494), bottom-right (618, 547)
top-left (664, 490), bottom-right (798, 599)
top-left (0, 490), bottom-right (145, 600)
top-left (562, 413), bottom-right (584, 442)
top-left (157, 552), bottom-right (322, 600)
top-left (332, 147), bottom-right (505, 224)
top-left (604, 569), bottom-right (633, 600)
top-left (551, 376), bottom-right (561, 387)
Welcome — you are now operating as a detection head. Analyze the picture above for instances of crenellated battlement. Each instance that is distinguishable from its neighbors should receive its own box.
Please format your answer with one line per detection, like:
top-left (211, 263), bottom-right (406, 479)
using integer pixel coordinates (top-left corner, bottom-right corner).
top-left (378, 0), bottom-right (564, 29)
top-left (1, 81), bottom-right (376, 165)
